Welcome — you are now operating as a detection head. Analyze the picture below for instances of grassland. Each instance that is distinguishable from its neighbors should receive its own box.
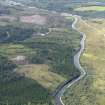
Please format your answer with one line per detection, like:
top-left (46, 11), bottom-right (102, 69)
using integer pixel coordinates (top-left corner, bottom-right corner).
top-left (75, 6), bottom-right (105, 11)
top-left (62, 16), bottom-right (105, 105)
top-left (17, 64), bottom-right (65, 91)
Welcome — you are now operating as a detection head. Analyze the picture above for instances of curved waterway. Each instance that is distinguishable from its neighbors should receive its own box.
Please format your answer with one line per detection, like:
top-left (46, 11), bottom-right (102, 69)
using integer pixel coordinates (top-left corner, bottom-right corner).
top-left (54, 14), bottom-right (86, 105)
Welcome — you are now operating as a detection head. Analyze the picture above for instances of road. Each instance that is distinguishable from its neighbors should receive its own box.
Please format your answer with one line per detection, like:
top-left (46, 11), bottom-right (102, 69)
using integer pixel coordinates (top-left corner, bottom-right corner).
top-left (54, 14), bottom-right (86, 105)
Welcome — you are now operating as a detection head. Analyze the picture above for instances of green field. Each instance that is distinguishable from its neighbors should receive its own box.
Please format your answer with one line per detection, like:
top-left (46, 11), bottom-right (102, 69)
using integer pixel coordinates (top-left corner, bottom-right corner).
top-left (75, 6), bottom-right (105, 11)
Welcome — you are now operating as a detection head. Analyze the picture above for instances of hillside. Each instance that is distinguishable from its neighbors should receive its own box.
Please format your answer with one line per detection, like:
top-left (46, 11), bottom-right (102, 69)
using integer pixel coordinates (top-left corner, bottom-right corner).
top-left (0, 1), bottom-right (81, 105)
top-left (0, 0), bottom-right (105, 105)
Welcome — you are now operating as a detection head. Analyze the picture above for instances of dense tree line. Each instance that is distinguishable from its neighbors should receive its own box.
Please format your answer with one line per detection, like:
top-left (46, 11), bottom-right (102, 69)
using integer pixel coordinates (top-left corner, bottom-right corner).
top-left (0, 55), bottom-right (17, 83)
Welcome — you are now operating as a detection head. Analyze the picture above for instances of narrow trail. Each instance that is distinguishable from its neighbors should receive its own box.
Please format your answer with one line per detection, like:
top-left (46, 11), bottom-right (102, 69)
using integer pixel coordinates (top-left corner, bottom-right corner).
top-left (54, 14), bottom-right (86, 105)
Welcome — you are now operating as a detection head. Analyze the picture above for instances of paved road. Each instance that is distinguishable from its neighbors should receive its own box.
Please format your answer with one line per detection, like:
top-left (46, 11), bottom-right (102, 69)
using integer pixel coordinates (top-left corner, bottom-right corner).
top-left (54, 14), bottom-right (86, 105)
